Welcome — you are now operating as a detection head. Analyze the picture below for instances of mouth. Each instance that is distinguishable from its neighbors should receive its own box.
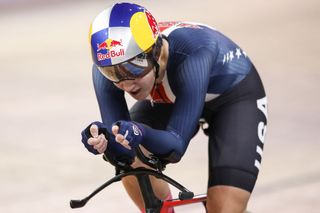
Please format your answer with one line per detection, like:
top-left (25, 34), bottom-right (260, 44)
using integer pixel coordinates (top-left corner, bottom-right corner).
top-left (129, 88), bottom-right (141, 96)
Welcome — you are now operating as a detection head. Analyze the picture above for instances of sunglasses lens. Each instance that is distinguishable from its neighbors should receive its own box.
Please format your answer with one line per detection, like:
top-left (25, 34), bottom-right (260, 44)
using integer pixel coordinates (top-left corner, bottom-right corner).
top-left (98, 66), bottom-right (124, 82)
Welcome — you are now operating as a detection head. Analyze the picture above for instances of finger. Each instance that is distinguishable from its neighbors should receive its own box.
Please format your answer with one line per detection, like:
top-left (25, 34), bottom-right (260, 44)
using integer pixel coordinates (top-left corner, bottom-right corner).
top-left (115, 136), bottom-right (131, 150)
top-left (121, 139), bottom-right (131, 150)
top-left (98, 134), bottom-right (106, 142)
top-left (90, 124), bottom-right (99, 138)
top-left (94, 135), bottom-right (106, 150)
top-left (115, 134), bottom-right (131, 147)
top-left (97, 142), bottom-right (107, 154)
top-left (100, 133), bottom-right (107, 141)
top-left (88, 137), bottom-right (99, 146)
top-left (115, 134), bottom-right (125, 143)
top-left (112, 125), bottom-right (119, 136)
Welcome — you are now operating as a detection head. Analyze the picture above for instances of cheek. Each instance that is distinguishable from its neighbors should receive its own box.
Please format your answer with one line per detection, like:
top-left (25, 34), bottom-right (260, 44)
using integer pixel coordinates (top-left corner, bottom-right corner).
top-left (113, 83), bottom-right (124, 90)
top-left (142, 72), bottom-right (155, 90)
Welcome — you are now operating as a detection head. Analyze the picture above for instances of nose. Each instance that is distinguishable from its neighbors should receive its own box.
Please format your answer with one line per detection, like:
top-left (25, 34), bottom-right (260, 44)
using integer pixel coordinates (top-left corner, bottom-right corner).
top-left (116, 80), bottom-right (136, 91)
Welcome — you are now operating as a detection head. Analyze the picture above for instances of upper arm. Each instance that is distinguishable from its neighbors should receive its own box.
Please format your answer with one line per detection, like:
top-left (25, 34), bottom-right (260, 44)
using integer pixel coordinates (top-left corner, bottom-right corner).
top-left (167, 48), bottom-right (213, 145)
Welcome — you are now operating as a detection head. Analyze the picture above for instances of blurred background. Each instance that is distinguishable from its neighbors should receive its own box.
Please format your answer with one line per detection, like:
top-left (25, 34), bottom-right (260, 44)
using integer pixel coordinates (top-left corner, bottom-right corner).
top-left (1, 0), bottom-right (319, 212)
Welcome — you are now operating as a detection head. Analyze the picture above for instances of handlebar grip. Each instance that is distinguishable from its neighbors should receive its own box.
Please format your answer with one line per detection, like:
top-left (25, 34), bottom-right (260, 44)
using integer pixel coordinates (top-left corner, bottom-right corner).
top-left (70, 199), bottom-right (87, 208)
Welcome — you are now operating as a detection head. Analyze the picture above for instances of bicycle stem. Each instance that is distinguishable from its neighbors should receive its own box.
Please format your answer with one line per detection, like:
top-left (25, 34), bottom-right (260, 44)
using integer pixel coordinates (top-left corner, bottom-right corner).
top-left (136, 174), bottom-right (162, 213)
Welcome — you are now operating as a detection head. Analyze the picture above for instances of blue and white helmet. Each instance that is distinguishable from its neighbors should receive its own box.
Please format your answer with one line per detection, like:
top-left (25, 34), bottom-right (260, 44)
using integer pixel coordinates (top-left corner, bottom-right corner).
top-left (89, 2), bottom-right (160, 67)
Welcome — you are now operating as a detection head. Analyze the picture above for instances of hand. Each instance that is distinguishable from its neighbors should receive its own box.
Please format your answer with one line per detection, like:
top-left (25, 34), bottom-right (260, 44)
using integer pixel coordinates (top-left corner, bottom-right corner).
top-left (81, 121), bottom-right (108, 155)
top-left (88, 124), bottom-right (108, 154)
top-left (81, 121), bottom-right (139, 166)
top-left (112, 125), bottom-right (131, 150)
top-left (112, 121), bottom-right (143, 151)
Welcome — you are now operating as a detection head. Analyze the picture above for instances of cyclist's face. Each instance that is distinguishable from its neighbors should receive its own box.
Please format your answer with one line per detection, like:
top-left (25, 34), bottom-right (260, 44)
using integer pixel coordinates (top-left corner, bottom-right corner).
top-left (114, 68), bottom-right (155, 100)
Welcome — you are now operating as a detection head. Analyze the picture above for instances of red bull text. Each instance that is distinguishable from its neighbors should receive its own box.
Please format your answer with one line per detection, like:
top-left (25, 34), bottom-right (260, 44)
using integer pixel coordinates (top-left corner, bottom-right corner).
top-left (96, 39), bottom-right (124, 61)
top-left (97, 49), bottom-right (125, 61)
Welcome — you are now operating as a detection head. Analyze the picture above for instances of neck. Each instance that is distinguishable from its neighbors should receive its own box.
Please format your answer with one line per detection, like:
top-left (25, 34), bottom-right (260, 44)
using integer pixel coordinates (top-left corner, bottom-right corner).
top-left (155, 39), bottom-right (169, 84)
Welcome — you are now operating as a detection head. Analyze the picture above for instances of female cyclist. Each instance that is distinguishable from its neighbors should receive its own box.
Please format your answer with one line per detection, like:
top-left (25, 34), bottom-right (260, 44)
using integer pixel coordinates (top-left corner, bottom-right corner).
top-left (81, 2), bottom-right (268, 213)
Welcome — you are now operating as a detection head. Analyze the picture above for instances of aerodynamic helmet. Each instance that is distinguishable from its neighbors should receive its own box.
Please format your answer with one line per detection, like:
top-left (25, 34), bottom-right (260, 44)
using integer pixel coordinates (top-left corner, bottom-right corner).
top-left (89, 2), bottom-right (162, 82)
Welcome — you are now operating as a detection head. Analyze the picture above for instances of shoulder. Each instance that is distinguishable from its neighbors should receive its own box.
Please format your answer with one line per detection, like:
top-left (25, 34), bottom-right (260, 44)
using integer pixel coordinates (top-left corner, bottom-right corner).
top-left (159, 21), bottom-right (220, 56)
top-left (158, 21), bottom-right (217, 35)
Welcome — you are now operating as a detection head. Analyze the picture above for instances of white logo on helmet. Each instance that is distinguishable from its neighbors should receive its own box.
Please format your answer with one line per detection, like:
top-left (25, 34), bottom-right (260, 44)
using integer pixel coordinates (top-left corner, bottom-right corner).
top-left (130, 57), bottom-right (149, 67)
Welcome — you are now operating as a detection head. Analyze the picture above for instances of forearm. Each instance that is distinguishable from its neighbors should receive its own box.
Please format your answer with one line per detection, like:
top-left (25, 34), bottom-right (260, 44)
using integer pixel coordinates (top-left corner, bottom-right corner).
top-left (92, 65), bottom-right (130, 130)
top-left (138, 123), bottom-right (187, 163)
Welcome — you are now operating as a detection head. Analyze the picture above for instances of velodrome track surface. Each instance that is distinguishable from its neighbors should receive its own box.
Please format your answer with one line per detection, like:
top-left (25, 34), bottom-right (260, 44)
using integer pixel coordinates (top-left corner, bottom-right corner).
top-left (1, 0), bottom-right (320, 212)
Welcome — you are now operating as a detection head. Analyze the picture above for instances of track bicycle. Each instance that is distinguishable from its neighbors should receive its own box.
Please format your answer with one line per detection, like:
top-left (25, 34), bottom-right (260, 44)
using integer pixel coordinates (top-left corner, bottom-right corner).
top-left (70, 144), bottom-right (207, 212)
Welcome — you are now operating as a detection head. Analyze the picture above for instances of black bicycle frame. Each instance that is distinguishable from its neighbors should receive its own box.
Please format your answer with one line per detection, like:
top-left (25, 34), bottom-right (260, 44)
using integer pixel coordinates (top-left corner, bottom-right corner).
top-left (70, 147), bottom-right (194, 212)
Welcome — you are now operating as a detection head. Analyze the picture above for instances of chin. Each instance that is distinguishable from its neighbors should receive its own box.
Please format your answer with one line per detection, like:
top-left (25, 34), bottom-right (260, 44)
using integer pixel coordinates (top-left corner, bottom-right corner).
top-left (130, 92), bottom-right (148, 101)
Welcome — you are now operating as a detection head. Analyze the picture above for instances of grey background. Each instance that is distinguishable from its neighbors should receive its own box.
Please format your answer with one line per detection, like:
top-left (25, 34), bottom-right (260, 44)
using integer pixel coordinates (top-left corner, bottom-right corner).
top-left (1, 0), bottom-right (319, 212)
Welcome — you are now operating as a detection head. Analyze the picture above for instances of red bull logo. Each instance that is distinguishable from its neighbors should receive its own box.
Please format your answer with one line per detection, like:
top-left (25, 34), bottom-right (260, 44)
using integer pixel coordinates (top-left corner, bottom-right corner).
top-left (97, 38), bottom-right (123, 51)
top-left (96, 38), bottom-right (124, 61)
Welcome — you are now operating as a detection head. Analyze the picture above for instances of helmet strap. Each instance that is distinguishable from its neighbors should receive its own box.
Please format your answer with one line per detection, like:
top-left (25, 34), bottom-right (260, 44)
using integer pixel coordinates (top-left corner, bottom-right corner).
top-left (150, 37), bottom-right (162, 106)
top-left (154, 61), bottom-right (160, 79)
top-left (152, 36), bottom-right (163, 61)
top-left (152, 36), bottom-right (162, 80)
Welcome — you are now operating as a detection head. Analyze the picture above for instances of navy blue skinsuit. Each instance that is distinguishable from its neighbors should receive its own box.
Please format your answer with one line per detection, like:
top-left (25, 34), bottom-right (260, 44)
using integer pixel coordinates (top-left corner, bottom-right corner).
top-left (92, 22), bottom-right (267, 192)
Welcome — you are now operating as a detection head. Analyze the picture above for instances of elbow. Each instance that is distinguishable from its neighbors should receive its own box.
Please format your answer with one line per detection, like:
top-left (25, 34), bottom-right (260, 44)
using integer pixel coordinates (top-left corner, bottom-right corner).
top-left (160, 149), bottom-right (185, 163)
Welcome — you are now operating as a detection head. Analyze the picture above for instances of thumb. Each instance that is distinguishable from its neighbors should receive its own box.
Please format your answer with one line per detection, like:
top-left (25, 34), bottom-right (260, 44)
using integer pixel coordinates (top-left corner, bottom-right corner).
top-left (112, 125), bottom-right (119, 136)
top-left (90, 124), bottom-right (99, 138)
